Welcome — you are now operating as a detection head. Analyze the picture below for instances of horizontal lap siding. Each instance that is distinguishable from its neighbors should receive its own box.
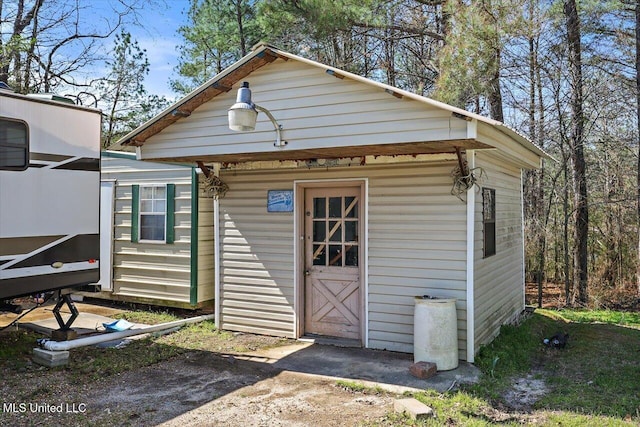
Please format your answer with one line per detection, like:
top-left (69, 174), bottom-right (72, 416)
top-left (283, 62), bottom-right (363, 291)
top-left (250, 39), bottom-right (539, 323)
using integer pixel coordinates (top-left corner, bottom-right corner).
top-left (102, 156), bottom-right (196, 303)
top-left (474, 152), bottom-right (524, 351)
top-left (219, 161), bottom-right (468, 357)
top-left (143, 59), bottom-right (466, 160)
top-left (219, 170), bottom-right (296, 337)
top-left (367, 162), bottom-right (468, 357)
top-left (197, 177), bottom-right (215, 302)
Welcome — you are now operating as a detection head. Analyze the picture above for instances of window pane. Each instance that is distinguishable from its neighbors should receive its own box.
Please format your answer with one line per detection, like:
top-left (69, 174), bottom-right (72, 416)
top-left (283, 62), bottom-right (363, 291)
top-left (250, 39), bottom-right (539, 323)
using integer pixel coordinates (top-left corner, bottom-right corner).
top-left (140, 214), bottom-right (165, 241)
top-left (0, 119), bottom-right (27, 170)
top-left (0, 146), bottom-right (26, 168)
top-left (329, 197), bottom-right (342, 218)
top-left (153, 200), bottom-right (166, 213)
top-left (329, 245), bottom-right (342, 266)
top-left (345, 221), bottom-right (358, 242)
top-left (154, 186), bottom-right (166, 199)
top-left (345, 245), bottom-right (358, 266)
top-left (0, 120), bottom-right (27, 145)
top-left (482, 187), bottom-right (496, 257)
top-left (484, 222), bottom-right (496, 257)
top-left (483, 188), bottom-right (495, 221)
top-left (313, 221), bottom-right (326, 242)
top-left (345, 196), bottom-right (358, 218)
top-left (328, 221), bottom-right (341, 242)
top-left (141, 187), bottom-right (154, 199)
top-left (313, 198), bottom-right (326, 219)
top-left (140, 200), bottom-right (153, 212)
top-left (313, 244), bottom-right (326, 265)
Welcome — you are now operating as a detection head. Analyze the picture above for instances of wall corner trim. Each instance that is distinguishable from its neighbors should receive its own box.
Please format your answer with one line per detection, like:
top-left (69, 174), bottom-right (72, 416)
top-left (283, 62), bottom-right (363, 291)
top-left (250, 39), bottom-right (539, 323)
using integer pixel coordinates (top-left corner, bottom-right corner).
top-left (466, 150), bottom-right (476, 363)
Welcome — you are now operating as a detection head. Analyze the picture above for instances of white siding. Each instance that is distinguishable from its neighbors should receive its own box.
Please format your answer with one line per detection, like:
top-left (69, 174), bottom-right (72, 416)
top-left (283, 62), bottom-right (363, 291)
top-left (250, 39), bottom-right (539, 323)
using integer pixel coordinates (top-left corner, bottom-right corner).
top-left (367, 162), bottom-right (467, 357)
top-left (101, 155), bottom-right (214, 306)
top-left (218, 169), bottom-right (296, 337)
top-left (140, 59), bottom-right (467, 161)
top-left (473, 152), bottom-right (525, 351)
top-left (219, 160), bottom-right (469, 358)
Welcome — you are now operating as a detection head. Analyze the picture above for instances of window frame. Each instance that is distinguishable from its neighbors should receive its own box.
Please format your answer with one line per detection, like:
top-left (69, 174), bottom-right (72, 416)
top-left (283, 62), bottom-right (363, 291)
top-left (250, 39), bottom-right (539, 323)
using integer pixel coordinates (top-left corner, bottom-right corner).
top-left (0, 117), bottom-right (29, 171)
top-left (138, 184), bottom-right (168, 243)
top-left (482, 187), bottom-right (496, 258)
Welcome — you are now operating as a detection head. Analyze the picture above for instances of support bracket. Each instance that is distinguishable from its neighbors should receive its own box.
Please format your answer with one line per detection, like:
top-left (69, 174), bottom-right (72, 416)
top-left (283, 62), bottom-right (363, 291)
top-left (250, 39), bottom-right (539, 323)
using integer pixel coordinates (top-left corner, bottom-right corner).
top-left (52, 292), bottom-right (79, 331)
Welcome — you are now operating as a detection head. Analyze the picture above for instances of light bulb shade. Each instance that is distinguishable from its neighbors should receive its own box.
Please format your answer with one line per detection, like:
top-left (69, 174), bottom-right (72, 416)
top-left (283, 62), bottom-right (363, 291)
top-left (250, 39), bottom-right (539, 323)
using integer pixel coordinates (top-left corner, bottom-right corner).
top-left (228, 107), bottom-right (257, 131)
top-left (228, 82), bottom-right (258, 131)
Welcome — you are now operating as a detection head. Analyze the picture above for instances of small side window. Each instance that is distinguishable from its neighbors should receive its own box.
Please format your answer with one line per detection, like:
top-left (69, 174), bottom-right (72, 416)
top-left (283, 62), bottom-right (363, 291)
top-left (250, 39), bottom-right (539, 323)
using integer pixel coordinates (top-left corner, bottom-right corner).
top-left (482, 187), bottom-right (496, 258)
top-left (0, 118), bottom-right (28, 170)
top-left (139, 185), bottom-right (167, 242)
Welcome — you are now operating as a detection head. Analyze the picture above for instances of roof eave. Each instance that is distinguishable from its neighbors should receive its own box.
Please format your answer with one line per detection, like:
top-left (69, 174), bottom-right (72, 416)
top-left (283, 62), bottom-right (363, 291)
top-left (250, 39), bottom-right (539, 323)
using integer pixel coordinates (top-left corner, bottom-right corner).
top-left (117, 46), bottom-right (282, 147)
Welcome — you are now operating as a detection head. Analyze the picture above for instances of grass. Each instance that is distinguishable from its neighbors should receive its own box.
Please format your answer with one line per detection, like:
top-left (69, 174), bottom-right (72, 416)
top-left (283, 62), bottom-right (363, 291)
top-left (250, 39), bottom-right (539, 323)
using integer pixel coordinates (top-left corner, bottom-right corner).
top-left (336, 379), bottom-right (386, 394)
top-left (375, 308), bottom-right (640, 426)
top-left (113, 309), bottom-right (180, 325)
top-left (345, 308), bottom-right (639, 426)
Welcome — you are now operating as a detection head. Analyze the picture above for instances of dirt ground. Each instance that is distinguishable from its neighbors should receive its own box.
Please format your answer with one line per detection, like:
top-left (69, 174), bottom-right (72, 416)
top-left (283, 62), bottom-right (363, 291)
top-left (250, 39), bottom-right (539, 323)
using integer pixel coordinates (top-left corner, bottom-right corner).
top-left (0, 346), bottom-right (395, 427)
top-left (0, 296), bottom-right (566, 426)
top-left (87, 351), bottom-right (393, 426)
top-left (0, 300), bottom-right (397, 427)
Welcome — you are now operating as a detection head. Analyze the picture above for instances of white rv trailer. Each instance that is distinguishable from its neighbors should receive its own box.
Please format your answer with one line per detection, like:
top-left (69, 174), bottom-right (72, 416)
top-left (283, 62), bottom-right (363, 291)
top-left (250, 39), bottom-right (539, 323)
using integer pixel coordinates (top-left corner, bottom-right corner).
top-left (0, 90), bottom-right (101, 301)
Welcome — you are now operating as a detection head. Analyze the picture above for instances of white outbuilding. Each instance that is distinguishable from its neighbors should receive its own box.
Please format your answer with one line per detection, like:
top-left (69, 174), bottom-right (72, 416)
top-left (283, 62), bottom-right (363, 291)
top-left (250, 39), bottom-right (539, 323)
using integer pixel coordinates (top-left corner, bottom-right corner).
top-left (118, 44), bottom-right (546, 362)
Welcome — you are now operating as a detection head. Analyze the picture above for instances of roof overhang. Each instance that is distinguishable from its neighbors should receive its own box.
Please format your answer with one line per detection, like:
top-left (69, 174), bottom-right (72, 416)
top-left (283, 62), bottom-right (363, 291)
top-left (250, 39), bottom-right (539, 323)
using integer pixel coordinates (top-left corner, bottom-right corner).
top-left (117, 44), bottom-right (550, 168)
top-left (119, 47), bottom-right (283, 148)
top-left (133, 138), bottom-right (492, 165)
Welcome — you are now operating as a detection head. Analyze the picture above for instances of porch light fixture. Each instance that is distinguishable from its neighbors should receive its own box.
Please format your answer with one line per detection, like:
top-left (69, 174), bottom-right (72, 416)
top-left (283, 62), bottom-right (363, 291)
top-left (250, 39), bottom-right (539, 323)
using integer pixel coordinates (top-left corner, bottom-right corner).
top-left (228, 82), bottom-right (287, 147)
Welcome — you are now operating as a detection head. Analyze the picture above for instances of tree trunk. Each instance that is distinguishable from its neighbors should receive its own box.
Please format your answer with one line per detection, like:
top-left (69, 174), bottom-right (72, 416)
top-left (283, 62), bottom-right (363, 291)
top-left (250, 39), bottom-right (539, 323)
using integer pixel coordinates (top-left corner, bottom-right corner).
top-left (235, 0), bottom-right (247, 56)
top-left (488, 47), bottom-right (504, 122)
top-left (563, 151), bottom-right (571, 305)
top-left (636, 0), bottom-right (640, 296)
top-left (564, 0), bottom-right (588, 306)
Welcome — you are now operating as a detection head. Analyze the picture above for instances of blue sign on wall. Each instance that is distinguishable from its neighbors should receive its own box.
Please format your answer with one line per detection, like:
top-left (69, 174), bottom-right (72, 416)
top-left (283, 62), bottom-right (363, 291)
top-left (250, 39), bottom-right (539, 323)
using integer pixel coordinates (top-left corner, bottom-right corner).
top-left (267, 190), bottom-right (294, 212)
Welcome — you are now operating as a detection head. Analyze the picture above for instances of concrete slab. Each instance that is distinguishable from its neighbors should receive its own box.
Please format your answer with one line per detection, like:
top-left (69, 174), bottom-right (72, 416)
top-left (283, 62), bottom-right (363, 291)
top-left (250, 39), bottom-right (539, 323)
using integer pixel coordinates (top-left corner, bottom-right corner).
top-left (1, 300), bottom-right (126, 332)
top-left (245, 342), bottom-right (480, 393)
top-left (20, 312), bottom-right (122, 337)
top-left (394, 398), bottom-right (435, 419)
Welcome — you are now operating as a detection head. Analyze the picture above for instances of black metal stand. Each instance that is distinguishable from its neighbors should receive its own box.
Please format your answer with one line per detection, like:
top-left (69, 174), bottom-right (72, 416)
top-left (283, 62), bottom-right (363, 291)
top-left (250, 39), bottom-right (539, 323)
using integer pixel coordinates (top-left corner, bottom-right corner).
top-left (52, 292), bottom-right (79, 330)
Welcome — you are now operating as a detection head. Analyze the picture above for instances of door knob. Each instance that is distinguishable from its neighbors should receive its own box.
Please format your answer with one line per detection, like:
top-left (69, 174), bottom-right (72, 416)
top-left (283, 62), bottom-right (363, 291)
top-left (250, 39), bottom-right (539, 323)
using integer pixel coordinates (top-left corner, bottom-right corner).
top-left (305, 269), bottom-right (311, 276)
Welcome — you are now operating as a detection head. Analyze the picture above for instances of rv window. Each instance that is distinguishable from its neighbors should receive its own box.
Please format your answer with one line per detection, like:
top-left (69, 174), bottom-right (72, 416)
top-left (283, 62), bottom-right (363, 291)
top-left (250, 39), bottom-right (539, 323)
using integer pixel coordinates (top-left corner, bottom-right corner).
top-left (0, 118), bottom-right (28, 170)
top-left (139, 185), bottom-right (166, 242)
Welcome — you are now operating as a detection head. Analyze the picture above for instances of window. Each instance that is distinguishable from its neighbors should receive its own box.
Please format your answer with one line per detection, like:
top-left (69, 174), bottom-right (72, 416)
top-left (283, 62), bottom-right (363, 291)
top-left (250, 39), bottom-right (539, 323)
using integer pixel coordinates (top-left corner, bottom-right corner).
top-left (0, 118), bottom-right (28, 170)
top-left (131, 184), bottom-right (175, 243)
top-left (311, 194), bottom-right (359, 267)
top-left (482, 187), bottom-right (496, 257)
top-left (140, 186), bottom-right (166, 241)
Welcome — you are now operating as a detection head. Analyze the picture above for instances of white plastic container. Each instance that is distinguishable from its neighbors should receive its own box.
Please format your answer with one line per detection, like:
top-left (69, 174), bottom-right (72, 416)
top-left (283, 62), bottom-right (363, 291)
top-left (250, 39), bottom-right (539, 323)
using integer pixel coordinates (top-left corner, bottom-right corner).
top-left (413, 296), bottom-right (458, 370)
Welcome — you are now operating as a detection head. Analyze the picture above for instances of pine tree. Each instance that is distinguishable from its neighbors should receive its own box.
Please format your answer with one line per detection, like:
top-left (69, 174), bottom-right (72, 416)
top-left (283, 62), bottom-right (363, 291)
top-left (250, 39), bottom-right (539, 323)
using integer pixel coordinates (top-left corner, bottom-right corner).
top-left (171, 0), bottom-right (263, 94)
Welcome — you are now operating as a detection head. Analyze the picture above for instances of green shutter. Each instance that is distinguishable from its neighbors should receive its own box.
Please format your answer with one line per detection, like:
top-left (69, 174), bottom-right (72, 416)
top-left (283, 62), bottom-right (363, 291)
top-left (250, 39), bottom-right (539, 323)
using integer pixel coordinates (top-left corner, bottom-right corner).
top-left (131, 185), bottom-right (139, 243)
top-left (190, 169), bottom-right (199, 306)
top-left (166, 184), bottom-right (175, 244)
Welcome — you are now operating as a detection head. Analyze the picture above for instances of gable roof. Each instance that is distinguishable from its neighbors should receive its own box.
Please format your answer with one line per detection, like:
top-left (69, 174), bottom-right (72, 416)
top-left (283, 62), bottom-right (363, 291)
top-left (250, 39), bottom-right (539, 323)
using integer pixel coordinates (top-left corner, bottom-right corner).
top-left (118, 44), bottom-right (547, 165)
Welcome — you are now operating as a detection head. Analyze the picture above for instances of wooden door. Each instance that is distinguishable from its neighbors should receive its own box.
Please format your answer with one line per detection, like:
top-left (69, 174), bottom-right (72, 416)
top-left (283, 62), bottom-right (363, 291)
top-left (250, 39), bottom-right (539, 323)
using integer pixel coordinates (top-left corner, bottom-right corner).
top-left (304, 186), bottom-right (361, 340)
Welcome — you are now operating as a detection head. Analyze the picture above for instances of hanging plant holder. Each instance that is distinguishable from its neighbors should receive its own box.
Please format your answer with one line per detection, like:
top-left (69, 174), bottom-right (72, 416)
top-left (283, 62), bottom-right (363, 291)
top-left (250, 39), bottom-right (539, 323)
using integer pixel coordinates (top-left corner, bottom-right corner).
top-left (450, 148), bottom-right (484, 201)
top-left (197, 161), bottom-right (229, 199)
top-left (203, 174), bottom-right (229, 199)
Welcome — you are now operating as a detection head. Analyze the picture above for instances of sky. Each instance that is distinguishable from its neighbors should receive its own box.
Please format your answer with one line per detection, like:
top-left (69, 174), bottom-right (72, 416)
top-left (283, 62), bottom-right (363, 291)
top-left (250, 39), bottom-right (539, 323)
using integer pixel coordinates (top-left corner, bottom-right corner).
top-left (126, 1), bottom-right (190, 98)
